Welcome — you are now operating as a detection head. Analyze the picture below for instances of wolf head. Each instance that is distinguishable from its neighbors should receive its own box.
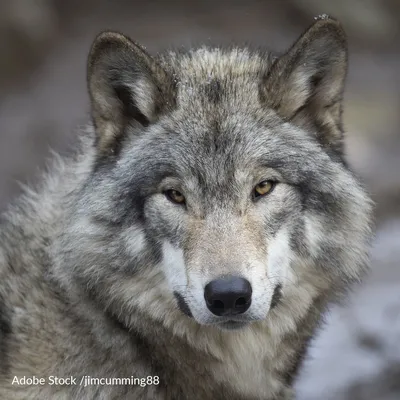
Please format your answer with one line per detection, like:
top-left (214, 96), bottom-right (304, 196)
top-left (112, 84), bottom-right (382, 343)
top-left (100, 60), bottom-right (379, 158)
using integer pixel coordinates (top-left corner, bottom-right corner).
top-left (54, 18), bottom-right (372, 332)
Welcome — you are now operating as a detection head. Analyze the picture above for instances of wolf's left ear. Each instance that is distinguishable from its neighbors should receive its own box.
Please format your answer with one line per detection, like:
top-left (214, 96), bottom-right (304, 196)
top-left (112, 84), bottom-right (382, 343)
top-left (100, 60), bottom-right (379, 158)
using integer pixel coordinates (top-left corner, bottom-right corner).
top-left (262, 17), bottom-right (348, 153)
top-left (87, 31), bottom-right (175, 154)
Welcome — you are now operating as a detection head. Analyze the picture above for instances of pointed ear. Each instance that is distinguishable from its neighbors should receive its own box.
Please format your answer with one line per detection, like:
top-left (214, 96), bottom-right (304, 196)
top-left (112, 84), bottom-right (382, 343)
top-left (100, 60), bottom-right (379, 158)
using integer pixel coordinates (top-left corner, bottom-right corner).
top-left (262, 17), bottom-right (348, 153)
top-left (87, 31), bottom-right (175, 155)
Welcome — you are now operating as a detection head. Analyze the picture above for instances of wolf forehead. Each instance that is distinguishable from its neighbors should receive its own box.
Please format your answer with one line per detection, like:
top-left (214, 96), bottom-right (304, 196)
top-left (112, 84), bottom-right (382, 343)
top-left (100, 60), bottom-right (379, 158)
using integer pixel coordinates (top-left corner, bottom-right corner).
top-left (160, 47), bottom-right (273, 109)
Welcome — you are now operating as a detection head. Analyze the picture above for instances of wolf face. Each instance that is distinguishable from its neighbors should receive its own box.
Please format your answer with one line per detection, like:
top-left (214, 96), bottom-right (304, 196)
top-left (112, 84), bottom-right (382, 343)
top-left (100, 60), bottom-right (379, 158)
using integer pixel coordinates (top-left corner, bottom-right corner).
top-left (54, 18), bottom-right (372, 332)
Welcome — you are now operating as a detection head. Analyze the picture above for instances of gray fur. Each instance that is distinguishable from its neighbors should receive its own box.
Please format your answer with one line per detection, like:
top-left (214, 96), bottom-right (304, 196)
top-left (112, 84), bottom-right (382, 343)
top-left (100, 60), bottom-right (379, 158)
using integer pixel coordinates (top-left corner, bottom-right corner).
top-left (0, 17), bottom-right (373, 399)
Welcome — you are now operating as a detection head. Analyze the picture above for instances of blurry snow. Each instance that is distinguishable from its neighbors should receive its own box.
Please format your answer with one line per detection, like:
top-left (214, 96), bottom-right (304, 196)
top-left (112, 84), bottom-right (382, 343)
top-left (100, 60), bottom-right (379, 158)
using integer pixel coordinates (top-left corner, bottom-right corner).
top-left (296, 220), bottom-right (400, 400)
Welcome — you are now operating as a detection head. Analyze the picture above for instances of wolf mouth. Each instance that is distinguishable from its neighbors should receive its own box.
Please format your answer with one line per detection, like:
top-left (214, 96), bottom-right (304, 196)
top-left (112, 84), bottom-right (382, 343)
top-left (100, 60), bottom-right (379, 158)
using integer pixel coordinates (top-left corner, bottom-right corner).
top-left (174, 282), bottom-right (283, 323)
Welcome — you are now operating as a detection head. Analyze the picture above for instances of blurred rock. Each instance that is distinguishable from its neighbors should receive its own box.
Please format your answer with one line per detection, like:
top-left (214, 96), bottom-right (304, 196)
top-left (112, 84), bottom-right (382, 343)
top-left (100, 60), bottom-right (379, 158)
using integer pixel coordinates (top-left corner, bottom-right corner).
top-left (296, 220), bottom-right (400, 400)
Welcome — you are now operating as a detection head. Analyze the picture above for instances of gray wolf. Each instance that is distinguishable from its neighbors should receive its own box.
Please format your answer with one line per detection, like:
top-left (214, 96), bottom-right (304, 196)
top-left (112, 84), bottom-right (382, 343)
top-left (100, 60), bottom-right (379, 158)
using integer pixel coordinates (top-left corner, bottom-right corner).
top-left (0, 17), bottom-right (373, 399)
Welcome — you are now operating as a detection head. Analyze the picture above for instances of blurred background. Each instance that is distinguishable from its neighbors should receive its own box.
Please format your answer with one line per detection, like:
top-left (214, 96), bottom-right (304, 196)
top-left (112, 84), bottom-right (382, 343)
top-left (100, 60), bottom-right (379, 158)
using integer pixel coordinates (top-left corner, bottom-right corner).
top-left (0, 1), bottom-right (399, 398)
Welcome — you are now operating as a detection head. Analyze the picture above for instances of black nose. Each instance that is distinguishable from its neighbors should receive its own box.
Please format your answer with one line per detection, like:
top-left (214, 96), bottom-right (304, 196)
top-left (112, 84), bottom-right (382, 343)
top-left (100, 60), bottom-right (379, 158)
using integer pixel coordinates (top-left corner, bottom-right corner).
top-left (204, 276), bottom-right (252, 316)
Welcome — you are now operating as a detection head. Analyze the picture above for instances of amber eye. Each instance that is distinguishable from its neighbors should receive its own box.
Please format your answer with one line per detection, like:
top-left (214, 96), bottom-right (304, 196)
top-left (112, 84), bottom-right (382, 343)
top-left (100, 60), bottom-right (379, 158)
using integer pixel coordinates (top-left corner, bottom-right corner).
top-left (253, 181), bottom-right (275, 199)
top-left (164, 189), bottom-right (185, 204)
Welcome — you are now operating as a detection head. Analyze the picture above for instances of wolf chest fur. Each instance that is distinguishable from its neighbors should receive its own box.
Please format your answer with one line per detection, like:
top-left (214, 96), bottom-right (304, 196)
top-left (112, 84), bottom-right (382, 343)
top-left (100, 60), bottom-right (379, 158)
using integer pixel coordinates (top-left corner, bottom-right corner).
top-left (0, 17), bottom-right (373, 400)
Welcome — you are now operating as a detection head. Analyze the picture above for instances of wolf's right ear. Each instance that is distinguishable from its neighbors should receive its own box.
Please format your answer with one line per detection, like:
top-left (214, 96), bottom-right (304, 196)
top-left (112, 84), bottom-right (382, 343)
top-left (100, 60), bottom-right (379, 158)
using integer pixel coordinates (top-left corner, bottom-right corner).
top-left (87, 31), bottom-right (175, 155)
top-left (262, 17), bottom-right (348, 153)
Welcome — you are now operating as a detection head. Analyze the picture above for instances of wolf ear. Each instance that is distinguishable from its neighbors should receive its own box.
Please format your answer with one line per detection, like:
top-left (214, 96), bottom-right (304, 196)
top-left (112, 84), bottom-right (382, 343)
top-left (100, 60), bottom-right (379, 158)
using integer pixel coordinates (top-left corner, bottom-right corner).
top-left (87, 31), bottom-right (175, 154)
top-left (262, 17), bottom-right (348, 153)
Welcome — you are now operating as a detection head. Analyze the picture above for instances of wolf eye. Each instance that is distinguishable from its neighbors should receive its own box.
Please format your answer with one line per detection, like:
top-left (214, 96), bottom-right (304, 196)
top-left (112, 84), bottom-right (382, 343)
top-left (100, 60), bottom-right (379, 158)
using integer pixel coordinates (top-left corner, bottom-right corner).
top-left (253, 181), bottom-right (275, 200)
top-left (164, 189), bottom-right (185, 205)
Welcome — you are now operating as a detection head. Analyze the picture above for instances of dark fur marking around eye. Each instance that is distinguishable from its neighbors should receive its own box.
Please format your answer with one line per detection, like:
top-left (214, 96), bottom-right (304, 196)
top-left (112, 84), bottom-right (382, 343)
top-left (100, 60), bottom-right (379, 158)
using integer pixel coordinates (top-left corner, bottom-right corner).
top-left (174, 292), bottom-right (193, 318)
top-left (296, 184), bottom-right (341, 216)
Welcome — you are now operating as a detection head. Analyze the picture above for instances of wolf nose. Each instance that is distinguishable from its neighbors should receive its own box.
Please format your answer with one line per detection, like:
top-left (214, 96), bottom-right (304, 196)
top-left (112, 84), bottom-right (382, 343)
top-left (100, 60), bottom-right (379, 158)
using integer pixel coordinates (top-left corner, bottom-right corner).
top-left (204, 276), bottom-right (252, 316)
